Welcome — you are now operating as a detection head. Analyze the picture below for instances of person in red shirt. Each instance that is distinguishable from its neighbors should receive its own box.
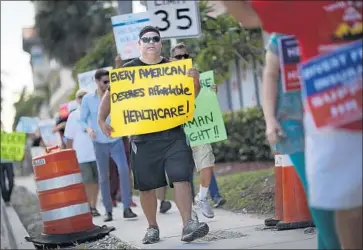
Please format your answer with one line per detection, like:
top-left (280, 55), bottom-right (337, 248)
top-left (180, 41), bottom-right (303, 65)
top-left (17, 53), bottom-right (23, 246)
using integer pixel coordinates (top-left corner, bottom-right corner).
top-left (223, 1), bottom-right (362, 249)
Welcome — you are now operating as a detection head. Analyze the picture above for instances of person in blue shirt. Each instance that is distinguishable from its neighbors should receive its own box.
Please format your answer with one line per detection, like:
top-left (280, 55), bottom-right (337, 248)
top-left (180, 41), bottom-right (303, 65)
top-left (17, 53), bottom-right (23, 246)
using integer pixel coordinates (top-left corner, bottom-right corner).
top-left (80, 69), bottom-right (137, 222)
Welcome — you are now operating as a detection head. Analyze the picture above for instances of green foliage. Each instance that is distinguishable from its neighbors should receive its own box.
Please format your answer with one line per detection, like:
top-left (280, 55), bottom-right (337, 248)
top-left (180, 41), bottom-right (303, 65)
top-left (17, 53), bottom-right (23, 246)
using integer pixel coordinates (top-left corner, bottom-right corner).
top-left (12, 87), bottom-right (46, 130)
top-left (212, 107), bottom-right (273, 163)
top-left (34, 1), bottom-right (116, 67)
top-left (69, 32), bottom-right (117, 100)
top-left (180, 1), bottom-right (264, 84)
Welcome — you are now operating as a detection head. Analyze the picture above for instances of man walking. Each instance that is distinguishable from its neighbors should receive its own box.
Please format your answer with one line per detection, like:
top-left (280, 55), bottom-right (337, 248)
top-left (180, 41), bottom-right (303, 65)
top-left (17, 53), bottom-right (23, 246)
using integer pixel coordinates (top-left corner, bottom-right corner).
top-left (80, 69), bottom-right (137, 222)
top-left (98, 26), bottom-right (209, 244)
top-left (171, 42), bottom-right (226, 218)
top-left (64, 89), bottom-right (101, 216)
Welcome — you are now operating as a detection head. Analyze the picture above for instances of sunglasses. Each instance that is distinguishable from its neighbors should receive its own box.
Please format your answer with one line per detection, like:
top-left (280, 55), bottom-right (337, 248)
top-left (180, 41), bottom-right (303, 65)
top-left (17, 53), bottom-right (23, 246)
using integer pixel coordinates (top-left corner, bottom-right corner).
top-left (174, 54), bottom-right (190, 60)
top-left (140, 36), bottom-right (161, 44)
top-left (102, 80), bottom-right (109, 84)
top-left (77, 95), bottom-right (85, 99)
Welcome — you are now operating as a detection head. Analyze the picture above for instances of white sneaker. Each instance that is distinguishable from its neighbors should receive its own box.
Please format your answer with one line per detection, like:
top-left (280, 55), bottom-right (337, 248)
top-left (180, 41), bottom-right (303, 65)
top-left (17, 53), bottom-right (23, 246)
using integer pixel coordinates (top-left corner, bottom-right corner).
top-left (192, 209), bottom-right (199, 222)
top-left (195, 194), bottom-right (215, 218)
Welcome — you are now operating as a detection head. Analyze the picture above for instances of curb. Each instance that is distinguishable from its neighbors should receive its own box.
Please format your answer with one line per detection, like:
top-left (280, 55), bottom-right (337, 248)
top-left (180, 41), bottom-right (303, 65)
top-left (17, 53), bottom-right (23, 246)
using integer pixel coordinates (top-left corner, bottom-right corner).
top-left (1, 198), bottom-right (35, 249)
top-left (109, 232), bottom-right (141, 249)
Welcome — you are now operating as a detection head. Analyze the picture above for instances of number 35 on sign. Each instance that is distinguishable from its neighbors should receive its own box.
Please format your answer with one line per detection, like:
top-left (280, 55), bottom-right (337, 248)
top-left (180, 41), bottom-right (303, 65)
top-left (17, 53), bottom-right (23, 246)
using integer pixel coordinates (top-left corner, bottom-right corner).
top-left (147, 0), bottom-right (201, 39)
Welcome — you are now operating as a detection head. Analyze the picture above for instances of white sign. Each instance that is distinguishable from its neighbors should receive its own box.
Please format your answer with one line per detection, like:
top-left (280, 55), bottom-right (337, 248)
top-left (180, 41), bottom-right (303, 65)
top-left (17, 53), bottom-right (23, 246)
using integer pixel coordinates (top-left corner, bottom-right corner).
top-left (67, 100), bottom-right (78, 112)
top-left (147, 0), bottom-right (201, 39)
top-left (31, 146), bottom-right (46, 158)
top-left (15, 117), bottom-right (39, 134)
top-left (111, 12), bottom-right (151, 60)
top-left (77, 66), bottom-right (113, 93)
top-left (38, 120), bottom-right (62, 147)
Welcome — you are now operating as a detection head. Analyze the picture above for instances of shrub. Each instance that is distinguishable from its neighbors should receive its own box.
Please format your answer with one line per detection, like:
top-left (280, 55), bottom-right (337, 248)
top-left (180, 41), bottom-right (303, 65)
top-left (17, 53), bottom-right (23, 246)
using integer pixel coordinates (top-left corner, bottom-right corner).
top-left (212, 107), bottom-right (273, 163)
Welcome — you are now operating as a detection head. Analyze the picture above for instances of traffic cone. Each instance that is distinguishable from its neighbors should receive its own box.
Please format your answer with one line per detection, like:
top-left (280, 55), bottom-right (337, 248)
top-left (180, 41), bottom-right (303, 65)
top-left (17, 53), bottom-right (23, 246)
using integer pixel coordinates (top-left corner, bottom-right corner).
top-left (276, 154), bottom-right (314, 230)
top-left (25, 146), bottom-right (115, 248)
top-left (265, 154), bottom-right (283, 226)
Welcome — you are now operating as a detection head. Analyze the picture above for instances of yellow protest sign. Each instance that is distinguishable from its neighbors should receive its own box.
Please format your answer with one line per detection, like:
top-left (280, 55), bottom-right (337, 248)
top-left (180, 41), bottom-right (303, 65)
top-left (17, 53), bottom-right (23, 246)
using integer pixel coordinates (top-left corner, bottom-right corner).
top-left (110, 59), bottom-right (195, 137)
top-left (1, 131), bottom-right (26, 161)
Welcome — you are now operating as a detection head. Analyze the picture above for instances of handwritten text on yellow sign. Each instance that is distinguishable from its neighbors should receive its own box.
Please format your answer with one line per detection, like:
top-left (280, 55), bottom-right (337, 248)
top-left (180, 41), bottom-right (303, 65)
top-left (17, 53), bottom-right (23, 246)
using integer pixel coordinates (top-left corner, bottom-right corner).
top-left (110, 59), bottom-right (195, 137)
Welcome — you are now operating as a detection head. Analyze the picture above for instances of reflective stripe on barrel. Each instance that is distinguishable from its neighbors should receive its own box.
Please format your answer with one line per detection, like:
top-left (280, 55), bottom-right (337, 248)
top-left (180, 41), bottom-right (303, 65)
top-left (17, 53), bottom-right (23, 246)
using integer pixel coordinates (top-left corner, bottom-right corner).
top-left (36, 173), bottom-right (83, 192)
top-left (41, 203), bottom-right (90, 222)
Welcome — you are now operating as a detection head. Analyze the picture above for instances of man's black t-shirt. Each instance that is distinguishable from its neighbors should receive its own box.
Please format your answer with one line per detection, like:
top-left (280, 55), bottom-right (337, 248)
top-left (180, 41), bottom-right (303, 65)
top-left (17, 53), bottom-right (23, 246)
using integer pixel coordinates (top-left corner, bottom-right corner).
top-left (120, 57), bottom-right (186, 142)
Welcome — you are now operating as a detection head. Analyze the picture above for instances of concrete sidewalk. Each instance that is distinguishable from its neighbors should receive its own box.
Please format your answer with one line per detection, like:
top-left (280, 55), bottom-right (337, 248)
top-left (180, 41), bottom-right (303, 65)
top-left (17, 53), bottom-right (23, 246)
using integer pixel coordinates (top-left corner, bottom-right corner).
top-left (16, 175), bottom-right (317, 249)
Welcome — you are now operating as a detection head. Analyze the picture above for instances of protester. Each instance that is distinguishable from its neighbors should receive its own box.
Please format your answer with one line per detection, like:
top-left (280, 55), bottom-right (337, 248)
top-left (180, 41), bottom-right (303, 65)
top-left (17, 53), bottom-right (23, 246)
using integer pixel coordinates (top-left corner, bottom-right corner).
top-left (98, 26), bottom-right (209, 244)
top-left (223, 1), bottom-right (362, 249)
top-left (262, 32), bottom-right (339, 249)
top-left (171, 42), bottom-right (226, 218)
top-left (64, 89), bottom-right (101, 217)
top-left (80, 69), bottom-right (137, 222)
top-left (52, 114), bottom-right (68, 148)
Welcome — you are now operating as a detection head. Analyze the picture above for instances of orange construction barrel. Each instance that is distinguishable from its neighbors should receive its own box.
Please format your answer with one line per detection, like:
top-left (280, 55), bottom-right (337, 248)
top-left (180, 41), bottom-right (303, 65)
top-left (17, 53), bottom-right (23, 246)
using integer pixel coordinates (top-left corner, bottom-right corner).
top-left (265, 154), bottom-right (283, 226)
top-left (25, 146), bottom-right (114, 248)
top-left (276, 154), bottom-right (314, 230)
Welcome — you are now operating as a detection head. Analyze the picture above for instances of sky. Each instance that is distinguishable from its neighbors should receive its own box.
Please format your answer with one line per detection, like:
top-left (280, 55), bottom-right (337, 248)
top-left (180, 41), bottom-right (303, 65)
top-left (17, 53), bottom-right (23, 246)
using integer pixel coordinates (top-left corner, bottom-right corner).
top-left (1, 1), bottom-right (35, 132)
top-left (0, 1), bottom-right (146, 132)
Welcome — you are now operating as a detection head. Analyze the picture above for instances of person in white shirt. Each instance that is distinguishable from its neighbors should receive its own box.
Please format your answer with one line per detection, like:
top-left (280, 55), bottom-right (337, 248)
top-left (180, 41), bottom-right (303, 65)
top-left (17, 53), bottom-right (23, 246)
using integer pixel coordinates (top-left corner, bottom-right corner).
top-left (64, 89), bottom-right (100, 217)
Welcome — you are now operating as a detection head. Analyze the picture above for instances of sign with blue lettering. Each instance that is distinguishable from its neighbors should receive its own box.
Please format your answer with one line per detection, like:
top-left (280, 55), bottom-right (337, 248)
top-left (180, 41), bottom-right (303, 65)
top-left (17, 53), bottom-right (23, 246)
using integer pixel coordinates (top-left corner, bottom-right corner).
top-left (15, 116), bottom-right (39, 134)
top-left (111, 12), bottom-right (151, 60)
top-left (278, 35), bottom-right (301, 92)
top-left (299, 39), bottom-right (362, 129)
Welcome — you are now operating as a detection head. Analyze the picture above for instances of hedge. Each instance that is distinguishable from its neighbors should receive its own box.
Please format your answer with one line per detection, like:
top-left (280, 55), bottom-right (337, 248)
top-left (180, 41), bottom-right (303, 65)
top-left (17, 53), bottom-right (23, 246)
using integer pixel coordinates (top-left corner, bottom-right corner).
top-left (212, 107), bottom-right (273, 163)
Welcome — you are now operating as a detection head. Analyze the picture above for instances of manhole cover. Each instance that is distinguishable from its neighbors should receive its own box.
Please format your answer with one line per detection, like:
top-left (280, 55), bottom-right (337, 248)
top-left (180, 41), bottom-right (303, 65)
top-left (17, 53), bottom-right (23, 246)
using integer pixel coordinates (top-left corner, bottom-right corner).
top-left (196, 230), bottom-right (247, 242)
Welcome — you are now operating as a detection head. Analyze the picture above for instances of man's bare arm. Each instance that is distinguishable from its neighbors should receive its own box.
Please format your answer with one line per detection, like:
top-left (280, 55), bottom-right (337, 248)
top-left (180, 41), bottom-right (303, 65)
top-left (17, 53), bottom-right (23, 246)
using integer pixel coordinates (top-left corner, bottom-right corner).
top-left (98, 90), bottom-right (111, 124)
top-left (223, 1), bottom-right (261, 28)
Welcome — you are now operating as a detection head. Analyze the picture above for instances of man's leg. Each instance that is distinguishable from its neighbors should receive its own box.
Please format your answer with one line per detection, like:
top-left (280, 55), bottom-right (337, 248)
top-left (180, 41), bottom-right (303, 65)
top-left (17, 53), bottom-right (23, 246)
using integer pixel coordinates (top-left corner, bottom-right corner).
top-left (173, 181), bottom-right (193, 225)
top-left (165, 139), bottom-right (209, 242)
top-left (93, 142), bottom-right (113, 221)
top-left (192, 144), bottom-right (215, 218)
top-left (109, 158), bottom-right (119, 207)
top-left (208, 172), bottom-right (219, 199)
top-left (3, 163), bottom-right (14, 203)
top-left (110, 140), bottom-right (136, 218)
top-left (335, 206), bottom-right (362, 249)
top-left (208, 173), bottom-right (226, 208)
top-left (130, 140), bottom-right (170, 244)
top-left (79, 162), bottom-right (95, 206)
top-left (90, 161), bottom-right (100, 209)
top-left (140, 189), bottom-right (158, 225)
top-left (305, 130), bottom-right (362, 249)
top-left (0, 164), bottom-right (9, 202)
top-left (156, 186), bottom-right (172, 213)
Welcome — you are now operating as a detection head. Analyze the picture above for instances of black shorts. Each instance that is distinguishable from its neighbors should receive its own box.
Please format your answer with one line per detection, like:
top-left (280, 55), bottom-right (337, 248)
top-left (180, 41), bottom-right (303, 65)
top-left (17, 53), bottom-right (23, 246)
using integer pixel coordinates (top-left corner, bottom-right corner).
top-left (130, 138), bottom-right (194, 191)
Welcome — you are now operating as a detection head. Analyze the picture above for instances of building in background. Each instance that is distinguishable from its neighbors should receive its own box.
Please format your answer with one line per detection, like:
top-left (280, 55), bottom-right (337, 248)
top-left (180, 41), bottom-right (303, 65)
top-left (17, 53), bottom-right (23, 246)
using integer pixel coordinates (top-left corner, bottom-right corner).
top-left (22, 26), bottom-right (76, 119)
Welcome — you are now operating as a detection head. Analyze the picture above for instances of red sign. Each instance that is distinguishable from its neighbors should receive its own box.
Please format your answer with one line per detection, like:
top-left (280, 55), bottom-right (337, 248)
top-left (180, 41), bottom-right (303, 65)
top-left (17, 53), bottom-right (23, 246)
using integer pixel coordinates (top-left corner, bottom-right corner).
top-left (305, 81), bottom-right (362, 129)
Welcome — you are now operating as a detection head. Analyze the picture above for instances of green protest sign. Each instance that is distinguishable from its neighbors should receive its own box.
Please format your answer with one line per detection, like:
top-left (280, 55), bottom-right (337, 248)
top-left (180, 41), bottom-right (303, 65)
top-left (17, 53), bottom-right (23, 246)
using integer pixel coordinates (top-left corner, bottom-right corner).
top-left (1, 131), bottom-right (26, 161)
top-left (183, 71), bottom-right (227, 147)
